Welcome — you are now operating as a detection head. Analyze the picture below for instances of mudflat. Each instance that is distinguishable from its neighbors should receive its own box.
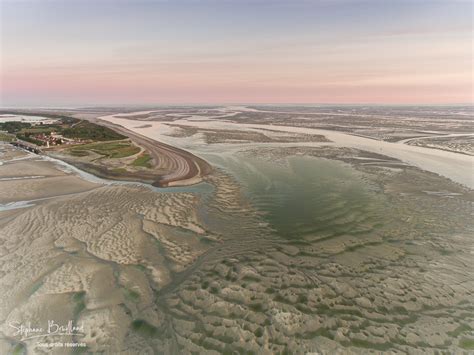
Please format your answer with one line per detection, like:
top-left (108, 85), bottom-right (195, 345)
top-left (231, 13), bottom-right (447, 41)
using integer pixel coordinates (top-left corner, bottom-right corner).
top-left (1, 106), bottom-right (473, 354)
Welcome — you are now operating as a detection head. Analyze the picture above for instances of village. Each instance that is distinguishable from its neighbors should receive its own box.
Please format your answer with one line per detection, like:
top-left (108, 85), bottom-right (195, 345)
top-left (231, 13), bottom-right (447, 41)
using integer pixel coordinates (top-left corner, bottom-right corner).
top-left (22, 131), bottom-right (86, 148)
top-left (7, 132), bottom-right (87, 155)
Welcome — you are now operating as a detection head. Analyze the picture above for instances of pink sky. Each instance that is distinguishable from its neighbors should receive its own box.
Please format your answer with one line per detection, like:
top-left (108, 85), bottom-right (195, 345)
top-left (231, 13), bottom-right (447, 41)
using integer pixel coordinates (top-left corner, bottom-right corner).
top-left (1, 1), bottom-right (472, 106)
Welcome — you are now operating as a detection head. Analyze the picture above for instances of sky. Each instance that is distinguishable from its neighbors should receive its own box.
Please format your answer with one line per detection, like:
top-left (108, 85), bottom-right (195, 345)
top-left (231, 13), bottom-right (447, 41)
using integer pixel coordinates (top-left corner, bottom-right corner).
top-left (0, 0), bottom-right (472, 106)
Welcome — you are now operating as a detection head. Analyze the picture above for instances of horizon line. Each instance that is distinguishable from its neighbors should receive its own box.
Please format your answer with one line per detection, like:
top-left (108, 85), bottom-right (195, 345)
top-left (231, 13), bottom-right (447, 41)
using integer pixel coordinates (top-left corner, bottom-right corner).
top-left (1, 102), bottom-right (473, 110)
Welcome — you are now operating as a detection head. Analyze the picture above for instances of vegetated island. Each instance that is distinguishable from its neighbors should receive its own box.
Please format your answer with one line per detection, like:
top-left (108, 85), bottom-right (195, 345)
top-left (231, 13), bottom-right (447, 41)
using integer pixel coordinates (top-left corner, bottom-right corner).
top-left (0, 111), bottom-right (211, 187)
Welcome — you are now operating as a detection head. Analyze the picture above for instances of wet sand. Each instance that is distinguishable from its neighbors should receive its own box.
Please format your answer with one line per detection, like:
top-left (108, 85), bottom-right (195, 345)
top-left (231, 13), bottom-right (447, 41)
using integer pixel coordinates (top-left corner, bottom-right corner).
top-left (0, 143), bottom-right (218, 353)
top-left (0, 146), bottom-right (99, 203)
top-left (1, 107), bottom-right (473, 353)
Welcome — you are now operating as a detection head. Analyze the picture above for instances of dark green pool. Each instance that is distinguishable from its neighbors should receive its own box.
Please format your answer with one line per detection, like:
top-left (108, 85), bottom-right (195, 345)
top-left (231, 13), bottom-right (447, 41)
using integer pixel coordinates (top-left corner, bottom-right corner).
top-left (211, 154), bottom-right (386, 241)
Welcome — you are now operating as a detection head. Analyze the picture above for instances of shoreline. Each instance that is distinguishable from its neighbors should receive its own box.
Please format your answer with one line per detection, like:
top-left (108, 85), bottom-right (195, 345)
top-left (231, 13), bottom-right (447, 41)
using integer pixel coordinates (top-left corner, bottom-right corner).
top-left (0, 143), bottom-right (213, 200)
top-left (1, 111), bottom-right (213, 188)
top-left (88, 115), bottom-right (212, 187)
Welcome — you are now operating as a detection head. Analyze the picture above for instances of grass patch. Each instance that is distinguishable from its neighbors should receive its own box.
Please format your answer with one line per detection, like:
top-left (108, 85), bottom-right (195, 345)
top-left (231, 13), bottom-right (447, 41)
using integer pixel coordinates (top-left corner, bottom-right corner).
top-left (12, 343), bottom-right (26, 355)
top-left (0, 132), bottom-right (14, 142)
top-left (68, 141), bottom-right (140, 159)
top-left (344, 338), bottom-right (392, 351)
top-left (90, 142), bottom-right (139, 158)
top-left (460, 338), bottom-right (474, 350)
top-left (132, 153), bottom-right (152, 168)
top-left (134, 264), bottom-right (147, 272)
top-left (131, 319), bottom-right (158, 337)
top-left (123, 288), bottom-right (140, 301)
top-left (448, 323), bottom-right (472, 337)
top-left (69, 149), bottom-right (90, 157)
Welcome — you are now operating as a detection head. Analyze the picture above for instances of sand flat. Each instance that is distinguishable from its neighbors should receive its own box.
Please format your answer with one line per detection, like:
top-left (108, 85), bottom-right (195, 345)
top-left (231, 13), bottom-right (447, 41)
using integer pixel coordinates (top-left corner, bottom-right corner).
top-left (1, 108), bottom-right (473, 354)
top-left (0, 148), bottom-right (99, 204)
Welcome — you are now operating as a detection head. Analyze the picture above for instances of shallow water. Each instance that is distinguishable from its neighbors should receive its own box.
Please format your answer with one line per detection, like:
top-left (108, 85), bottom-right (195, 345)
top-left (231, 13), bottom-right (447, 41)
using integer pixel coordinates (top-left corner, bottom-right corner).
top-left (0, 200), bottom-right (36, 212)
top-left (208, 154), bottom-right (386, 240)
